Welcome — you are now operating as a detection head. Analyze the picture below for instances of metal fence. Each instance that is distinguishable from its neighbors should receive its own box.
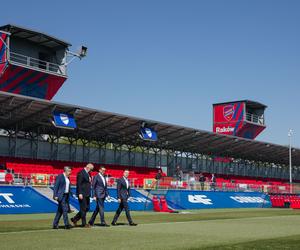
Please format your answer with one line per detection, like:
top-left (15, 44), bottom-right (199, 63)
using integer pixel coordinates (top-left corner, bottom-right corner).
top-left (245, 112), bottom-right (264, 125)
top-left (1, 172), bottom-right (300, 194)
top-left (9, 52), bottom-right (65, 76)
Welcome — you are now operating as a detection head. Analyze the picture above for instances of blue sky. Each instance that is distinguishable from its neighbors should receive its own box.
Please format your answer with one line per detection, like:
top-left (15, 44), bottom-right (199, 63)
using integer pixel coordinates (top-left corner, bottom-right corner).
top-left (2, 0), bottom-right (300, 147)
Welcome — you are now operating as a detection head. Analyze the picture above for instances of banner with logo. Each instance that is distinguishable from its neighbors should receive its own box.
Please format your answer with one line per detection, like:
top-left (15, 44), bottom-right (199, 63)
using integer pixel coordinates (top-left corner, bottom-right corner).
top-left (139, 127), bottom-right (158, 141)
top-left (165, 190), bottom-right (271, 209)
top-left (0, 186), bottom-right (57, 214)
top-left (52, 112), bottom-right (77, 129)
top-left (69, 188), bottom-right (153, 212)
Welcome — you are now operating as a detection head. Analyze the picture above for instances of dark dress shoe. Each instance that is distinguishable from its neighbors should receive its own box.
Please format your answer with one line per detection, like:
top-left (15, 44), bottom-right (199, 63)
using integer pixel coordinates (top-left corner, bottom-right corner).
top-left (129, 222), bottom-right (137, 226)
top-left (52, 226), bottom-right (59, 229)
top-left (64, 225), bottom-right (73, 230)
top-left (88, 223), bottom-right (94, 227)
top-left (71, 218), bottom-right (77, 226)
top-left (111, 222), bottom-right (117, 226)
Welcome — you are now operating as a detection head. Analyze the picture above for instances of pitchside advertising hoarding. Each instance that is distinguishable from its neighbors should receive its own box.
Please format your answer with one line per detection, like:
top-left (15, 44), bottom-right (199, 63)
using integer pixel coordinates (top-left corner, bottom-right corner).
top-left (68, 188), bottom-right (153, 212)
top-left (0, 186), bottom-right (57, 214)
top-left (0, 186), bottom-right (271, 214)
top-left (165, 190), bottom-right (271, 209)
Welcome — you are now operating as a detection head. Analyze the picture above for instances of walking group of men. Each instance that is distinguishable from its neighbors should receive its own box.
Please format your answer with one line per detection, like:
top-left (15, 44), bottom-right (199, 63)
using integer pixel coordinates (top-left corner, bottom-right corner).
top-left (52, 163), bottom-right (137, 229)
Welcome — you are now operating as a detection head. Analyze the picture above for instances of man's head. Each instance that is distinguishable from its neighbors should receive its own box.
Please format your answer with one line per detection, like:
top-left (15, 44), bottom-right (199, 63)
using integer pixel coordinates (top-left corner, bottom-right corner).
top-left (123, 169), bottom-right (129, 178)
top-left (64, 166), bottom-right (72, 177)
top-left (85, 163), bottom-right (94, 173)
top-left (99, 166), bottom-right (106, 175)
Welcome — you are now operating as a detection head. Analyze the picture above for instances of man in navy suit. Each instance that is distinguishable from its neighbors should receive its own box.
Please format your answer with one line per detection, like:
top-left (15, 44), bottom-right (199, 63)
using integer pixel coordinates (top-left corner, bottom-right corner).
top-left (89, 166), bottom-right (110, 226)
top-left (71, 163), bottom-right (94, 228)
top-left (111, 170), bottom-right (137, 226)
top-left (53, 166), bottom-right (72, 229)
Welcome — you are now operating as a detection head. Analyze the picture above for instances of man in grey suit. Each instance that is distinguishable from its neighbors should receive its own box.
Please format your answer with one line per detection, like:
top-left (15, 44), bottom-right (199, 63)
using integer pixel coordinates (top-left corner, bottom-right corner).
top-left (53, 166), bottom-right (72, 229)
top-left (89, 166), bottom-right (110, 227)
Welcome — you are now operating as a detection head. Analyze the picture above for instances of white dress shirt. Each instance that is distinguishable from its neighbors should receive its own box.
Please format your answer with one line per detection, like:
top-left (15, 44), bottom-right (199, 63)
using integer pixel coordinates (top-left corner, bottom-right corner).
top-left (99, 173), bottom-right (106, 186)
top-left (124, 177), bottom-right (129, 189)
top-left (64, 173), bottom-right (70, 193)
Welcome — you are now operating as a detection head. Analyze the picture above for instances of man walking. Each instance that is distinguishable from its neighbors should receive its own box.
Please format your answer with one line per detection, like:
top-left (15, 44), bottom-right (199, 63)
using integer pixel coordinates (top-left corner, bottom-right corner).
top-left (71, 163), bottom-right (94, 227)
top-left (89, 166), bottom-right (110, 227)
top-left (111, 170), bottom-right (137, 226)
top-left (211, 173), bottom-right (216, 191)
top-left (53, 166), bottom-right (72, 229)
top-left (199, 173), bottom-right (206, 191)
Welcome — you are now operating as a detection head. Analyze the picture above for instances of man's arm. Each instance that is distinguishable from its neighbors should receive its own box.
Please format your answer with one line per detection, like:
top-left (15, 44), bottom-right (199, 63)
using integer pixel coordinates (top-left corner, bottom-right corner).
top-left (91, 175), bottom-right (97, 198)
top-left (77, 171), bottom-right (84, 195)
top-left (53, 175), bottom-right (60, 199)
top-left (105, 183), bottom-right (109, 197)
top-left (117, 179), bottom-right (121, 200)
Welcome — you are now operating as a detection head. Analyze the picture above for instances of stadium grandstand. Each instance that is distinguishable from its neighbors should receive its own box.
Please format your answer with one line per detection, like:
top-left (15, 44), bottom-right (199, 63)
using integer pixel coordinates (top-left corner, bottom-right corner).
top-left (0, 23), bottom-right (300, 212)
top-left (2, 2), bottom-right (300, 249)
top-left (0, 24), bottom-right (299, 206)
top-left (0, 90), bottom-right (299, 196)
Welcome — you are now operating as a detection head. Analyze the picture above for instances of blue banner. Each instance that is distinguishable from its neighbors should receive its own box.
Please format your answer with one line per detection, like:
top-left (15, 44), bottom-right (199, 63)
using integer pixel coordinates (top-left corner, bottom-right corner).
top-left (53, 112), bottom-right (77, 129)
top-left (139, 127), bottom-right (158, 141)
top-left (164, 190), bottom-right (271, 209)
top-left (69, 188), bottom-right (153, 212)
top-left (0, 186), bottom-right (57, 214)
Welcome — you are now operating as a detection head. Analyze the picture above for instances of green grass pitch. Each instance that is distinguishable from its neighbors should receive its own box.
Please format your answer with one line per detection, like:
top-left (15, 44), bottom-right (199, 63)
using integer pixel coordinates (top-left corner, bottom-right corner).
top-left (0, 208), bottom-right (300, 249)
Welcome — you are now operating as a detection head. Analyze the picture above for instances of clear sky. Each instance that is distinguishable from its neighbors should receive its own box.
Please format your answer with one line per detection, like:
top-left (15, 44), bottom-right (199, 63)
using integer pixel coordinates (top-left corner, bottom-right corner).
top-left (2, 0), bottom-right (300, 147)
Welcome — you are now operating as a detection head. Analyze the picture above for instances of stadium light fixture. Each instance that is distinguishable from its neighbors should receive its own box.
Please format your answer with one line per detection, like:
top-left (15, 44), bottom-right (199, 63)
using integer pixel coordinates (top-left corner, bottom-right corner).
top-left (64, 45), bottom-right (88, 65)
top-left (79, 46), bottom-right (88, 58)
top-left (288, 129), bottom-right (293, 190)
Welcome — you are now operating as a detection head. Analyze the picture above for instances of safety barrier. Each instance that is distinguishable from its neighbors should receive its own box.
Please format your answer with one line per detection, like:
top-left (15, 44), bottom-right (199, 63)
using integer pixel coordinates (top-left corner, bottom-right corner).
top-left (67, 187), bottom-right (153, 212)
top-left (161, 190), bottom-right (271, 210)
top-left (0, 186), bottom-right (57, 214)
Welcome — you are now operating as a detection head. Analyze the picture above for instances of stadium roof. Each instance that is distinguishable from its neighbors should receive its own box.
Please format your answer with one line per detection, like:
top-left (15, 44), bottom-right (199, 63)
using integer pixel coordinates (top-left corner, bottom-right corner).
top-left (213, 100), bottom-right (267, 109)
top-left (0, 91), bottom-right (299, 166)
top-left (0, 24), bottom-right (71, 49)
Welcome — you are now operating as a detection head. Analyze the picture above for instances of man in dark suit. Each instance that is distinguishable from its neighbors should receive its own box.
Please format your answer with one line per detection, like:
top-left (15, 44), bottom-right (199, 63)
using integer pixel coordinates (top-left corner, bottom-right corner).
top-left (71, 163), bottom-right (94, 228)
top-left (89, 166), bottom-right (110, 226)
top-left (53, 166), bottom-right (72, 229)
top-left (111, 170), bottom-right (137, 226)
top-left (211, 173), bottom-right (216, 191)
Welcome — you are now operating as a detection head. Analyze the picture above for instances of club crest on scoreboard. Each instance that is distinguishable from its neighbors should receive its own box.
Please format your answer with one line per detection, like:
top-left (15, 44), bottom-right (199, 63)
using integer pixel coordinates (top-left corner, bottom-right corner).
top-left (223, 104), bottom-right (235, 121)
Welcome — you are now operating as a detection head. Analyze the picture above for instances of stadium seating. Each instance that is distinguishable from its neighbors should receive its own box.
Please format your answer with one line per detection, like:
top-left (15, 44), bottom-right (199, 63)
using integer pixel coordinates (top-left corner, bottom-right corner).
top-left (269, 194), bottom-right (300, 209)
top-left (197, 173), bottom-right (293, 192)
top-left (0, 156), bottom-right (159, 187)
top-left (0, 156), bottom-right (297, 191)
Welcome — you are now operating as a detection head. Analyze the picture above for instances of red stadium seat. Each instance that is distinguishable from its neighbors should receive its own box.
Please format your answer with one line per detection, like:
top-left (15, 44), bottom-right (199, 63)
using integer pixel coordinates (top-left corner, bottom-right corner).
top-left (1, 156), bottom-right (160, 187)
top-left (152, 196), bottom-right (162, 212)
top-left (160, 196), bottom-right (176, 213)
